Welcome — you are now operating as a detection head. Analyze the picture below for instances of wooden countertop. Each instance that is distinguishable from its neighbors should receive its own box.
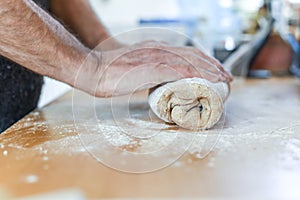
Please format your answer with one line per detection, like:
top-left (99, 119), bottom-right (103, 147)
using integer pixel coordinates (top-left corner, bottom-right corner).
top-left (1, 77), bottom-right (300, 199)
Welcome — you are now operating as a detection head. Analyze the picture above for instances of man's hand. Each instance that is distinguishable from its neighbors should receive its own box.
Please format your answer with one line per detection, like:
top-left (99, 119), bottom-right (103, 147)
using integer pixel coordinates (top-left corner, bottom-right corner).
top-left (0, 0), bottom-right (231, 99)
top-left (75, 41), bottom-right (232, 97)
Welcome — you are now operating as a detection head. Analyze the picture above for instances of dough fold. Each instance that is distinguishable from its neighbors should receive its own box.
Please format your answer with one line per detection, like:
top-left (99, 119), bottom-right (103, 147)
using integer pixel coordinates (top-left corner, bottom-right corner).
top-left (148, 78), bottom-right (230, 130)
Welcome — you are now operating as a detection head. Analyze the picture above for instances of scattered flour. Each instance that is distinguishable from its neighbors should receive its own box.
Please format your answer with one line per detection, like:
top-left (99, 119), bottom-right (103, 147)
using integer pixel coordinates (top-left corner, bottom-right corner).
top-left (2, 150), bottom-right (8, 156)
top-left (24, 175), bottom-right (39, 184)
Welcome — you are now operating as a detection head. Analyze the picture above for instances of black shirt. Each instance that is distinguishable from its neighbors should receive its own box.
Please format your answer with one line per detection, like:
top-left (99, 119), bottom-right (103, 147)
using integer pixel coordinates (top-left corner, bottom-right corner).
top-left (0, 0), bottom-right (49, 132)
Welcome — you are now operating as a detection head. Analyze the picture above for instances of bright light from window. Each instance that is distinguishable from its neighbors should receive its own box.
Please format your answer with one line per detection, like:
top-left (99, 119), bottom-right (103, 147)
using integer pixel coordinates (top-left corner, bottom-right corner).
top-left (234, 0), bottom-right (263, 13)
top-left (288, 0), bottom-right (300, 3)
top-left (219, 0), bottom-right (233, 8)
top-left (224, 36), bottom-right (235, 51)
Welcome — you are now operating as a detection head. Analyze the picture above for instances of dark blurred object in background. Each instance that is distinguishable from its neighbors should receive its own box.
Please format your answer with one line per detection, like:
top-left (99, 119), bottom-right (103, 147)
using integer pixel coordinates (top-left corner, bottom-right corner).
top-left (249, 31), bottom-right (293, 75)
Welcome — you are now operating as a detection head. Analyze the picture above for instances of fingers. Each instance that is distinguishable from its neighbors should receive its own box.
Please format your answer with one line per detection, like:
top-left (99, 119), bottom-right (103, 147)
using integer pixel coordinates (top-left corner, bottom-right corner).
top-left (129, 41), bottom-right (232, 81)
top-left (186, 47), bottom-right (233, 82)
top-left (153, 45), bottom-right (231, 83)
top-left (162, 46), bottom-right (230, 83)
top-left (93, 41), bottom-right (234, 97)
top-left (104, 41), bottom-right (232, 92)
top-left (165, 58), bottom-right (225, 83)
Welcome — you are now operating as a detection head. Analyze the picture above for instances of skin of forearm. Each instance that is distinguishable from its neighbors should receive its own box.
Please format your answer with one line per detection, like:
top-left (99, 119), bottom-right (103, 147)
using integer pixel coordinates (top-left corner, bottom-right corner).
top-left (0, 0), bottom-right (232, 98)
top-left (0, 0), bottom-right (96, 86)
top-left (50, 0), bottom-right (111, 49)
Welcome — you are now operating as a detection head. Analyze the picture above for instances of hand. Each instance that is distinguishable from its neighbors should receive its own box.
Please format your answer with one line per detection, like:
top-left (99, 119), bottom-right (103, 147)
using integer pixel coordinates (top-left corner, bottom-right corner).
top-left (94, 38), bottom-right (126, 51)
top-left (75, 41), bottom-right (233, 97)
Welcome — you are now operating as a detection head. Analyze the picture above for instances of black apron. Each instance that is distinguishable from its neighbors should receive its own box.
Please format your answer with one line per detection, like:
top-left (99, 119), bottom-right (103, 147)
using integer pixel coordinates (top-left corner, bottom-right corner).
top-left (0, 0), bottom-right (49, 132)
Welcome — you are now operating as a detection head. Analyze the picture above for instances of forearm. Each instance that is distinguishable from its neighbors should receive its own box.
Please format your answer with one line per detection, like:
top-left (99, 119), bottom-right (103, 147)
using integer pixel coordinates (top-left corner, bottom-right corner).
top-left (0, 0), bottom-right (96, 86)
top-left (0, 0), bottom-right (231, 99)
top-left (50, 0), bottom-right (112, 49)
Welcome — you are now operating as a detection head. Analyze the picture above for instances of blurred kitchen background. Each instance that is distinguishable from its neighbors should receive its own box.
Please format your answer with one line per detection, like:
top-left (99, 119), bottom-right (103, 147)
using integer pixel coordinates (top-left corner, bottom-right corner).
top-left (39, 0), bottom-right (300, 106)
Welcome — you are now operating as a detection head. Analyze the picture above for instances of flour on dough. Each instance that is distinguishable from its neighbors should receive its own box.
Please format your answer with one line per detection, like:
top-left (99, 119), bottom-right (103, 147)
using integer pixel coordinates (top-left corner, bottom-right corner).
top-left (148, 78), bottom-right (229, 130)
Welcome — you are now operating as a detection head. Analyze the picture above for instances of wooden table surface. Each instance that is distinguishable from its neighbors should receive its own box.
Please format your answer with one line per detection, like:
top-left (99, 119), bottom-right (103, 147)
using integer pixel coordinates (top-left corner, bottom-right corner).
top-left (1, 77), bottom-right (300, 199)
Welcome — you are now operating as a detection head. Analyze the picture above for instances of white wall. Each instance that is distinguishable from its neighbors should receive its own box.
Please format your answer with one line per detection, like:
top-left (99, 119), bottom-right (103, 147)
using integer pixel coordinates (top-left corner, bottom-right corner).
top-left (38, 78), bottom-right (70, 107)
top-left (89, 0), bottom-right (180, 33)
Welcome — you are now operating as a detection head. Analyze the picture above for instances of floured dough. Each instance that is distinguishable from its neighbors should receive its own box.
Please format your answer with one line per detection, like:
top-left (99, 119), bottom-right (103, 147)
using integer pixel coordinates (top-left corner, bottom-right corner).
top-left (148, 78), bottom-right (230, 130)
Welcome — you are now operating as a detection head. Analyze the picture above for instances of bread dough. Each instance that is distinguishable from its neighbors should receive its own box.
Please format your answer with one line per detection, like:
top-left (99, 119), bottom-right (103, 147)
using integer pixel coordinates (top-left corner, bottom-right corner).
top-left (148, 78), bottom-right (230, 130)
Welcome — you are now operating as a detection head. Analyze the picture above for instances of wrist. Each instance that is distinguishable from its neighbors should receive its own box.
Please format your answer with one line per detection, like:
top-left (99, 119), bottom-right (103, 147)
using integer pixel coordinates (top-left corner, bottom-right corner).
top-left (93, 38), bottom-right (127, 51)
top-left (46, 41), bottom-right (100, 95)
top-left (68, 50), bottom-right (102, 96)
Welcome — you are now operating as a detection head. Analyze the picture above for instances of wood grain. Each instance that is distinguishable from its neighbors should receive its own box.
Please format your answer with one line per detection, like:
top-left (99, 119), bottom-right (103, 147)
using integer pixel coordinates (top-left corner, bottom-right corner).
top-left (1, 77), bottom-right (300, 199)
